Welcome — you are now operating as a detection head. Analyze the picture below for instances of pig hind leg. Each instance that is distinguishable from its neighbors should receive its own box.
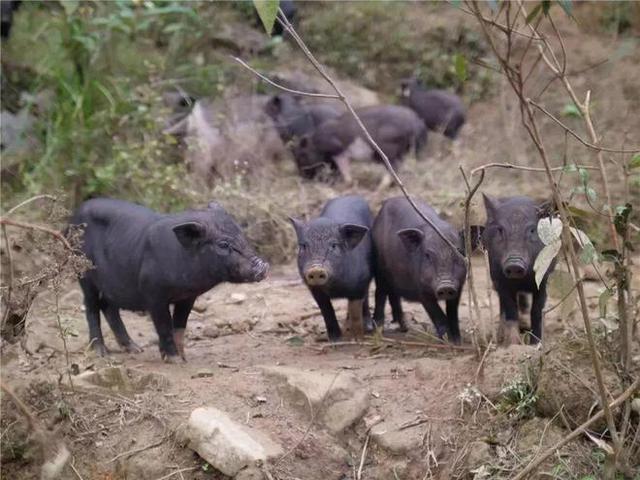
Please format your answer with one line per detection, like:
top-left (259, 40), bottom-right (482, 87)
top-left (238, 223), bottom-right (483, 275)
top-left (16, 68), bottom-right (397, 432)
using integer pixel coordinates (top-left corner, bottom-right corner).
top-left (373, 278), bottom-right (387, 329)
top-left (172, 298), bottom-right (195, 360)
top-left (389, 292), bottom-right (408, 332)
top-left (362, 294), bottom-right (374, 333)
top-left (499, 288), bottom-right (521, 345)
top-left (79, 278), bottom-right (108, 356)
top-left (101, 301), bottom-right (142, 354)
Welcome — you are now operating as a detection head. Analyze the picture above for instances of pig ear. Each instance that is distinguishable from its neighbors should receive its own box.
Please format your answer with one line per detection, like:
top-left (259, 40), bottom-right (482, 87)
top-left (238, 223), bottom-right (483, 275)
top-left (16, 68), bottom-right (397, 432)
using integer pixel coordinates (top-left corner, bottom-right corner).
top-left (208, 201), bottom-right (224, 211)
top-left (288, 217), bottom-right (305, 241)
top-left (339, 223), bottom-right (369, 250)
top-left (397, 228), bottom-right (424, 251)
top-left (173, 221), bottom-right (207, 249)
top-left (459, 225), bottom-right (485, 253)
top-left (482, 194), bottom-right (500, 221)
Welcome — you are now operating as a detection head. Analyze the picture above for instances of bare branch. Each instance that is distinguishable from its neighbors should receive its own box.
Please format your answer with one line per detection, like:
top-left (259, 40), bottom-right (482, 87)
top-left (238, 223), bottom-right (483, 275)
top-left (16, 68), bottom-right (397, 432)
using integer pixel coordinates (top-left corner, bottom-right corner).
top-left (231, 56), bottom-right (340, 99)
top-left (528, 100), bottom-right (639, 154)
top-left (470, 161), bottom-right (597, 176)
top-left (0, 217), bottom-right (73, 252)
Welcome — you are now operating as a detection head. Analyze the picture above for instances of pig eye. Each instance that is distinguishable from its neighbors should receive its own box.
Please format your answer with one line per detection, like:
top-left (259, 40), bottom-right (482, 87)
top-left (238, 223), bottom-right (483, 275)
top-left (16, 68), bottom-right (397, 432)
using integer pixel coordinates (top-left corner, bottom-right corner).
top-left (330, 242), bottom-right (341, 251)
top-left (424, 252), bottom-right (431, 261)
top-left (496, 226), bottom-right (505, 238)
top-left (217, 240), bottom-right (231, 250)
top-left (299, 243), bottom-right (307, 252)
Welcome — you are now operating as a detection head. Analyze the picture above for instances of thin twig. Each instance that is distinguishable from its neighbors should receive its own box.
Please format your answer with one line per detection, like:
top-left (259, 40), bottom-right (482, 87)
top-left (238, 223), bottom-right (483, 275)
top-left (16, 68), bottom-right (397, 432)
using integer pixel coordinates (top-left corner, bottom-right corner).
top-left (470, 161), bottom-right (597, 176)
top-left (0, 218), bottom-right (73, 251)
top-left (1, 225), bottom-right (14, 331)
top-left (153, 467), bottom-right (198, 480)
top-left (106, 433), bottom-right (169, 464)
top-left (4, 194), bottom-right (58, 216)
top-left (356, 432), bottom-right (370, 480)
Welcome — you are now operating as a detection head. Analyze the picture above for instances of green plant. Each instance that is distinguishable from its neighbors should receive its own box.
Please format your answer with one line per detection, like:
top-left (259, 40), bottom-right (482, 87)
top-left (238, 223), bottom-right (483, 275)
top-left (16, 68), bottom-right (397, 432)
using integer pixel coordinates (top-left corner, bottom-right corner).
top-left (497, 376), bottom-right (538, 419)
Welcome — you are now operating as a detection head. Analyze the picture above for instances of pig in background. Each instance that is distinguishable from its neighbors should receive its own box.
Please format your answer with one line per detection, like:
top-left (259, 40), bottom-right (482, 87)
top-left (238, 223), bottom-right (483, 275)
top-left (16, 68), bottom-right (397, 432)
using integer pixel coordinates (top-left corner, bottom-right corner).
top-left (482, 195), bottom-right (553, 345)
top-left (289, 195), bottom-right (374, 341)
top-left (373, 197), bottom-right (478, 344)
top-left (264, 93), bottom-right (341, 145)
top-left (400, 78), bottom-right (466, 140)
top-left (70, 198), bottom-right (269, 362)
top-left (292, 105), bottom-right (427, 186)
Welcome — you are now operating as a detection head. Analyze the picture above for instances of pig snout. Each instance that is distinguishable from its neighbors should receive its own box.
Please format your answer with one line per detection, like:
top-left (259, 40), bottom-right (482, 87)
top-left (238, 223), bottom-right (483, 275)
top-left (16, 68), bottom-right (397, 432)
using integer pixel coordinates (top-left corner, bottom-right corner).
top-left (503, 257), bottom-right (527, 279)
top-left (435, 280), bottom-right (458, 300)
top-left (304, 265), bottom-right (330, 286)
top-left (251, 257), bottom-right (270, 282)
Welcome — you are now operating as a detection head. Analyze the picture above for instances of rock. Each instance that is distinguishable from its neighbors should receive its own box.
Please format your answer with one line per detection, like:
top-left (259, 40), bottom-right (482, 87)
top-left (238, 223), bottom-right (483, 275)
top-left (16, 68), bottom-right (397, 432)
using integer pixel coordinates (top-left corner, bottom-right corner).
top-left (263, 366), bottom-right (369, 434)
top-left (203, 325), bottom-right (220, 338)
top-left (228, 293), bottom-right (248, 304)
top-left (476, 345), bottom-right (541, 401)
top-left (235, 466), bottom-right (265, 480)
top-left (192, 299), bottom-right (208, 313)
top-left (370, 420), bottom-right (423, 454)
top-left (187, 407), bottom-right (282, 477)
top-left (66, 366), bottom-right (169, 392)
top-left (464, 441), bottom-right (493, 471)
top-left (192, 369), bottom-right (215, 379)
top-left (516, 417), bottom-right (564, 454)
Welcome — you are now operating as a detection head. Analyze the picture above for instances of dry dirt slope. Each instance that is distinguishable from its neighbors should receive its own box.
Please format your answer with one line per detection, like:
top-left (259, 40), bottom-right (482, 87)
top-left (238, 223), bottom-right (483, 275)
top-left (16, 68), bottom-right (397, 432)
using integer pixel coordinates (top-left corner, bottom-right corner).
top-left (1, 254), bottom-right (629, 480)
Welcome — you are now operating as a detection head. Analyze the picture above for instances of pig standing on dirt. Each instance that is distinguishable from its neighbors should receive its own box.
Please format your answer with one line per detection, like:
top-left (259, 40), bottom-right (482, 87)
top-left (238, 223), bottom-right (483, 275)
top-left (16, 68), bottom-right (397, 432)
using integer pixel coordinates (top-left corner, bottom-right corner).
top-left (482, 195), bottom-right (552, 345)
top-left (372, 197), bottom-right (472, 344)
top-left (400, 78), bottom-right (465, 140)
top-left (70, 198), bottom-right (269, 362)
top-left (264, 94), bottom-right (341, 145)
top-left (289, 195), bottom-right (374, 341)
top-left (292, 105), bottom-right (426, 184)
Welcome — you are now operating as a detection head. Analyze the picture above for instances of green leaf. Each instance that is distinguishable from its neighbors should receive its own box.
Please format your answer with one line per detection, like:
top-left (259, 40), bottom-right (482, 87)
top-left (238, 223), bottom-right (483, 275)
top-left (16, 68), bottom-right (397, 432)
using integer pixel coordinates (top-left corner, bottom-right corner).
top-left (253, 0), bottom-right (280, 36)
top-left (579, 243), bottom-right (597, 264)
top-left (561, 103), bottom-right (581, 118)
top-left (555, 0), bottom-right (575, 19)
top-left (534, 240), bottom-right (561, 287)
top-left (629, 154), bottom-right (640, 170)
top-left (537, 217), bottom-right (563, 245)
top-left (60, 0), bottom-right (79, 16)
top-left (285, 335), bottom-right (304, 346)
top-left (526, 3), bottom-right (543, 24)
top-left (454, 53), bottom-right (467, 83)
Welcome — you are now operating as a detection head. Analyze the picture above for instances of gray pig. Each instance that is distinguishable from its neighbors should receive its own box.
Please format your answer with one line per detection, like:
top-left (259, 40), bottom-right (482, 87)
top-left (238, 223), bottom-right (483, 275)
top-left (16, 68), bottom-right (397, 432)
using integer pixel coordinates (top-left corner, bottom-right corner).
top-left (292, 105), bottom-right (426, 183)
top-left (264, 94), bottom-right (341, 144)
top-left (400, 78), bottom-right (465, 140)
top-left (483, 195), bottom-right (552, 345)
top-left (373, 197), bottom-right (472, 344)
top-left (289, 195), bottom-right (374, 341)
top-left (70, 198), bottom-right (269, 362)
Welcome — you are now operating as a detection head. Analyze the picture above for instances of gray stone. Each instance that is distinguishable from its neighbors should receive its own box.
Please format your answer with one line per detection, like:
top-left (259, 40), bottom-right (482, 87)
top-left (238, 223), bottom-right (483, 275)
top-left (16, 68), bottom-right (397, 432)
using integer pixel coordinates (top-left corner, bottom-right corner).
top-left (464, 441), bottom-right (493, 471)
top-left (235, 466), bottom-right (265, 480)
top-left (203, 325), bottom-right (220, 338)
top-left (263, 366), bottom-right (369, 434)
top-left (68, 366), bottom-right (169, 392)
top-left (370, 417), bottom-right (425, 454)
top-left (187, 407), bottom-right (282, 476)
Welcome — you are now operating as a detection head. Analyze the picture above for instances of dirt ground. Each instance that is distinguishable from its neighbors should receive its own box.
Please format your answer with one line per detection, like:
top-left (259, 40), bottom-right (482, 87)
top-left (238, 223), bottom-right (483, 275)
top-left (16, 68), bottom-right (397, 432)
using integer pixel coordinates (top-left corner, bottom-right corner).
top-left (1, 4), bottom-right (639, 480)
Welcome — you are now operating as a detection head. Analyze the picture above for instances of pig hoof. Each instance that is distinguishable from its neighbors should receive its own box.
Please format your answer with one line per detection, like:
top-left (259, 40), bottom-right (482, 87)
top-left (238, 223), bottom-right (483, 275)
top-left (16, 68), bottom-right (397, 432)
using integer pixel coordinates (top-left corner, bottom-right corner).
top-left (123, 341), bottom-right (143, 354)
top-left (162, 354), bottom-right (180, 364)
top-left (91, 342), bottom-right (109, 357)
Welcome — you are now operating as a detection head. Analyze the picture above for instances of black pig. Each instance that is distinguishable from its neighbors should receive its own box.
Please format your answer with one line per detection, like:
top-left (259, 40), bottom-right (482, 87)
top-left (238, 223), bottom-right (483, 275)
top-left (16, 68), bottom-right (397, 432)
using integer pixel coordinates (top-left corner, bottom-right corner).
top-left (400, 78), bottom-right (465, 140)
top-left (482, 195), bottom-right (552, 345)
top-left (372, 197), bottom-right (471, 344)
top-left (264, 94), bottom-right (341, 144)
top-left (290, 195), bottom-right (374, 340)
top-left (70, 198), bottom-right (268, 362)
top-left (292, 105), bottom-right (426, 183)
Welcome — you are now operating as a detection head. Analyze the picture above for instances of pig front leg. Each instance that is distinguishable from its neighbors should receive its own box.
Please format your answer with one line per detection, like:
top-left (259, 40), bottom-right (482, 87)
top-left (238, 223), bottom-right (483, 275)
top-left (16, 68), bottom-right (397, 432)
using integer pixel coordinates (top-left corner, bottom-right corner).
top-left (149, 303), bottom-right (179, 362)
top-left (529, 284), bottom-right (547, 345)
top-left (422, 297), bottom-right (449, 341)
top-left (498, 288), bottom-right (521, 345)
top-left (445, 297), bottom-right (462, 345)
top-left (310, 289), bottom-right (341, 341)
top-left (172, 297), bottom-right (195, 361)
